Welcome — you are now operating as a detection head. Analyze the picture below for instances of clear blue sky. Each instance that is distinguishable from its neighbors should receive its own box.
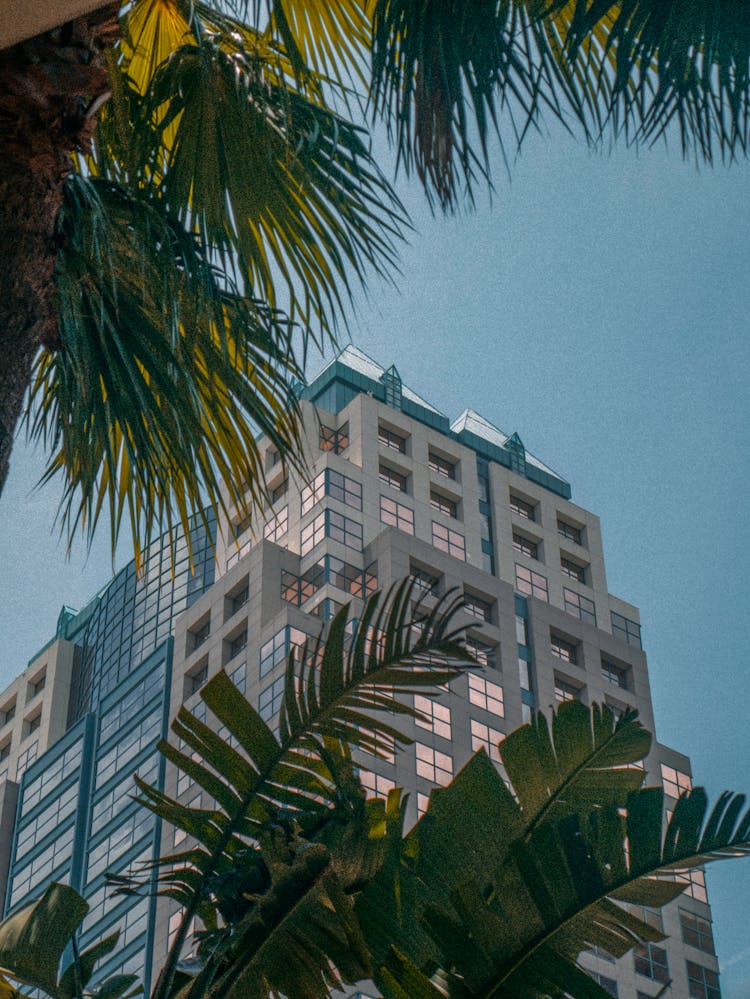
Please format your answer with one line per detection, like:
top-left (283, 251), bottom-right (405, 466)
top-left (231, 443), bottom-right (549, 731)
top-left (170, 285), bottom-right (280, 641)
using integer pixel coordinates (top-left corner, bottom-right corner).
top-left (1, 125), bottom-right (748, 995)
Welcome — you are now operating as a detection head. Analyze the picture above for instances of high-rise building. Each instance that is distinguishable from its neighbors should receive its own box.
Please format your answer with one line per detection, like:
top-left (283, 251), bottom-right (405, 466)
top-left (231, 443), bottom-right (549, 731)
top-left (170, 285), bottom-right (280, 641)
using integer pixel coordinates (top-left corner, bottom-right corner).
top-left (0, 346), bottom-right (720, 999)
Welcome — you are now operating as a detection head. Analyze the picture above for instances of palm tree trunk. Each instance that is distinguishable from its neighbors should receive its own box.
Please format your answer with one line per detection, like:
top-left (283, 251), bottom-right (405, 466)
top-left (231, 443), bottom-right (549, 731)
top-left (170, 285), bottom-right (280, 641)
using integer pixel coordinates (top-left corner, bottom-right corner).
top-left (0, 3), bottom-right (119, 494)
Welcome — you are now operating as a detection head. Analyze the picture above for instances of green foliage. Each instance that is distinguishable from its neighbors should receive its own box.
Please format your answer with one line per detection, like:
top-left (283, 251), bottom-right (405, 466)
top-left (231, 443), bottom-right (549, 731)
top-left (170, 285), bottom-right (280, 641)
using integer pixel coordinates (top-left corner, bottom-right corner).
top-left (110, 580), bottom-right (473, 999)
top-left (356, 701), bottom-right (750, 998)
top-left (0, 883), bottom-right (138, 999)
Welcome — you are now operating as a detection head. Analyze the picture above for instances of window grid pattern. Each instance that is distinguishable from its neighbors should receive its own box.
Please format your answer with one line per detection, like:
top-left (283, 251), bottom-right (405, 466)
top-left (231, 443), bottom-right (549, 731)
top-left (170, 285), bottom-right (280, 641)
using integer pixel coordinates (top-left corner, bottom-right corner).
top-left (360, 770), bottom-right (396, 801)
top-left (465, 636), bottom-right (497, 668)
top-left (410, 566), bottom-right (440, 595)
top-left (414, 695), bottom-right (451, 740)
top-left (301, 469), bottom-right (362, 515)
top-left (15, 741), bottom-right (38, 782)
top-left (428, 452), bottom-right (456, 479)
top-left (561, 556), bottom-right (586, 583)
top-left (378, 426), bottom-right (407, 453)
top-left (661, 763), bottom-right (692, 799)
top-left (686, 961), bottom-right (721, 999)
top-left (15, 782), bottom-right (79, 859)
top-left (22, 738), bottom-right (84, 814)
top-left (432, 522), bottom-right (465, 561)
top-left (557, 519), bottom-right (582, 544)
top-left (91, 754), bottom-right (159, 837)
top-left (515, 563), bottom-right (548, 602)
top-left (10, 824), bottom-right (76, 906)
top-left (415, 744), bottom-right (453, 786)
top-left (380, 495), bottom-right (415, 535)
top-left (259, 676), bottom-right (286, 721)
top-left (263, 506), bottom-right (288, 543)
top-left (551, 634), bottom-right (578, 665)
top-left (468, 674), bottom-right (504, 717)
top-left (601, 659), bottom-right (628, 690)
top-left (564, 588), bottom-right (597, 626)
top-left (379, 464), bottom-right (407, 492)
top-left (674, 868), bottom-right (708, 903)
top-left (319, 423), bottom-right (349, 454)
top-left (512, 533), bottom-right (538, 559)
top-left (554, 676), bottom-right (580, 703)
top-left (611, 611), bottom-right (642, 648)
top-left (463, 593), bottom-right (493, 623)
top-left (680, 910), bottom-right (715, 954)
top-left (430, 491), bottom-right (457, 518)
top-left (470, 719), bottom-right (504, 762)
top-left (634, 943), bottom-right (670, 983)
top-left (510, 494), bottom-right (536, 521)
top-left (260, 627), bottom-right (308, 679)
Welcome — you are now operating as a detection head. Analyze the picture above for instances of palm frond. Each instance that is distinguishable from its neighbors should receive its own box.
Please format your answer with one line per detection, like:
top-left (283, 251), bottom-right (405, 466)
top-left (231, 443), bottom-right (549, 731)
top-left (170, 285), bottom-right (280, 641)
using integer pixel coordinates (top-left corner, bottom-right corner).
top-left (121, 581), bottom-right (473, 999)
top-left (30, 174), bottom-right (303, 567)
top-left (356, 702), bottom-right (750, 999)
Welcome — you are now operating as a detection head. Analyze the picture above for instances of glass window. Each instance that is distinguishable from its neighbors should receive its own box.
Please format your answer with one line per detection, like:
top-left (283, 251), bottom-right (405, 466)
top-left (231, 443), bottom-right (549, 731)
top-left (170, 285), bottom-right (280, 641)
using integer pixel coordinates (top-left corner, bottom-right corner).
top-left (463, 592), bottom-right (493, 623)
top-left (378, 425), bottom-right (407, 453)
top-left (601, 659), bottom-right (628, 689)
top-left (227, 629), bottom-right (247, 660)
top-left (22, 737), bottom-right (84, 813)
top-left (189, 618), bottom-right (210, 651)
top-left (515, 615), bottom-right (528, 646)
top-left (592, 974), bottom-right (618, 998)
top-left (186, 661), bottom-right (208, 696)
top-left (557, 518), bottom-right (582, 544)
top-left (410, 565), bottom-right (441, 596)
top-left (27, 670), bottom-right (46, 700)
top-left (634, 943), bottom-right (670, 983)
top-left (1, 699), bottom-right (16, 726)
top-left (686, 961), bottom-right (721, 999)
top-left (359, 770), bottom-right (395, 801)
top-left (15, 781), bottom-right (79, 859)
top-left (680, 910), bottom-right (715, 954)
top-left (263, 506), bottom-right (288, 543)
top-left (674, 868), bottom-right (708, 903)
top-left (611, 611), bottom-right (642, 649)
top-left (551, 633), bottom-right (578, 665)
top-left (468, 674), bottom-right (504, 717)
top-left (259, 675), bottom-right (286, 722)
top-left (15, 740), bottom-right (38, 781)
top-left (96, 708), bottom-right (162, 789)
top-left (379, 464), bottom-right (408, 492)
top-left (380, 495), bottom-right (415, 535)
top-left (470, 719), bottom-right (504, 762)
top-left (515, 563), bottom-right (548, 602)
top-left (319, 422), bottom-right (349, 454)
top-left (432, 522), bottom-right (466, 561)
top-left (510, 493), bottom-right (536, 521)
top-left (415, 744), bottom-right (453, 786)
top-left (428, 452), bottom-right (456, 479)
top-left (564, 588), bottom-right (597, 626)
top-left (512, 532), bottom-right (538, 560)
top-left (300, 511), bottom-right (326, 555)
top-left (430, 491), bottom-right (457, 518)
top-left (661, 763), bottom-right (692, 799)
top-left (561, 556), bottom-right (586, 583)
top-left (414, 695), bottom-right (451, 740)
top-left (271, 479), bottom-right (288, 504)
top-left (465, 636), bottom-right (497, 668)
top-left (303, 469), bottom-right (362, 514)
top-left (259, 626), bottom-right (308, 678)
top-left (228, 583), bottom-right (249, 615)
top-left (554, 676), bottom-right (581, 703)
top-left (327, 509), bottom-right (363, 551)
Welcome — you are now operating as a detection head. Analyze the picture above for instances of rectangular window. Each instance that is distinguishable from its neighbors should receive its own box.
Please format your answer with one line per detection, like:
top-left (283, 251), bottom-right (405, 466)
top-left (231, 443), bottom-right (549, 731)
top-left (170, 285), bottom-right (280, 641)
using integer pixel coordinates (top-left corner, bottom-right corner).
top-left (186, 662), bottom-right (208, 696)
top-left (515, 563), bottom-right (548, 602)
top-left (468, 674), bottom-right (504, 717)
top-left (0, 740), bottom-right (11, 762)
top-left (25, 712), bottom-right (41, 736)
top-left (554, 676), bottom-right (581, 703)
top-left (601, 659), bottom-right (628, 690)
top-left (680, 910), bottom-right (715, 954)
top-left (551, 633), bottom-right (578, 665)
top-left (470, 719), bottom-right (504, 762)
top-left (326, 468), bottom-right (363, 510)
top-left (228, 629), bottom-right (247, 660)
top-left (410, 565), bottom-right (441, 596)
top-left (430, 491), bottom-right (457, 518)
top-left (512, 532), bottom-right (538, 560)
top-left (415, 743), bottom-right (453, 786)
top-left (379, 464), bottom-right (408, 492)
top-left (592, 974), bottom-right (618, 998)
top-left (301, 512), bottom-right (326, 556)
top-left (561, 556), bottom-right (586, 583)
top-left (432, 522), bottom-right (466, 561)
top-left (328, 510), bottom-right (363, 551)
top-left (263, 506), bottom-right (288, 543)
top-left (259, 626), bottom-right (308, 679)
top-left (301, 471), bottom-right (326, 515)
top-left (564, 588), bottom-right (597, 626)
top-left (674, 868), bottom-right (708, 903)
top-left (414, 695), bottom-right (451, 740)
top-left (271, 479), bottom-right (288, 504)
top-left (380, 495), bottom-right (415, 535)
top-left (611, 611), bottom-right (642, 649)
top-left (465, 636), bottom-right (497, 668)
top-left (463, 592), bottom-right (493, 623)
top-left (634, 943), bottom-right (670, 983)
top-left (319, 422), bottom-right (349, 454)
top-left (557, 518), bottom-right (582, 544)
top-left (359, 770), bottom-right (396, 801)
top-left (686, 961), bottom-right (721, 999)
top-left (27, 671), bottom-right (46, 700)
top-left (428, 452), bottom-right (456, 479)
top-left (1, 700), bottom-right (16, 726)
top-left (510, 493), bottom-right (536, 521)
top-left (661, 763), bottom-right (692, 799)
top-left (228, 584), bottom-right (249, 616)
top-left (259, 676), bottom-right (286, 721)
top-left (189, 618), bottom-right (210, 651)
top-left (378, 425), bottom-right (407, 453)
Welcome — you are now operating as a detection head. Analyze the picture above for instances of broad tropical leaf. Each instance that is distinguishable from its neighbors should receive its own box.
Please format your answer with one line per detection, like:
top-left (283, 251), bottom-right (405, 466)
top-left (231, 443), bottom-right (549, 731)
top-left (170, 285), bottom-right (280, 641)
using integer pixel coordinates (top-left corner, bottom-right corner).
top-left (357, 703), bottom-right (750, 999)
top-left (32, 175), bottom-right (303, 567)
top-left (118, 580), bottom-right (473, 999)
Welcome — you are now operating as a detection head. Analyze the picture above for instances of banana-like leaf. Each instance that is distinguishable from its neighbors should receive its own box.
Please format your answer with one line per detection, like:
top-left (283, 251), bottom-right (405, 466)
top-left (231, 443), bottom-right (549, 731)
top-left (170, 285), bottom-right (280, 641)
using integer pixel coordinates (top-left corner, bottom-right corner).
top-left (32, 174), bottom-right (303, 568)
top-left (500, 700), bottom-right (651, 835)
top-left (358, 702), bottom-right (750, 999)
top-left (0, 884), bottom-right (87, 996)
top-left (128, 581), bottom-right (473, 999)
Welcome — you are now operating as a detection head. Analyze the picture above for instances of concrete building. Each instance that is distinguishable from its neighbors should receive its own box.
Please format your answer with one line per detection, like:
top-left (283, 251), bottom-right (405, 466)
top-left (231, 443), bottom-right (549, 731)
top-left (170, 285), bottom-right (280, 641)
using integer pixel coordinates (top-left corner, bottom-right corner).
top-left (0, 347), bottom-right (720, 999)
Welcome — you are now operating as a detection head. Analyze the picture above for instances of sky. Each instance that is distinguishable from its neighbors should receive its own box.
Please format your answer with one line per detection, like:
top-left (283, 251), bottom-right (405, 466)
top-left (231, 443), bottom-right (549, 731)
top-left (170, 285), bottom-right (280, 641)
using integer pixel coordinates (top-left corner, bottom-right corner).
top-left (1, 121), bottom-right (749, 994)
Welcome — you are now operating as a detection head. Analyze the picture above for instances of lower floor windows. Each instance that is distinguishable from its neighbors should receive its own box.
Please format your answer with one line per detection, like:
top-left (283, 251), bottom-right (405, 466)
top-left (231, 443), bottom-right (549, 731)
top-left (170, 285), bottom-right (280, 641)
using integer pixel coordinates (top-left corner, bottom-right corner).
top-left (415, 743), bottom-right (453, 786)
top-left (554, 675), bottom-right (581, 703)
top-left (515, 563), bottom-right (548, 602)
top-left (564, 587), bottom-right (596, 626)
top-left (432, 522), bottom-right (466, 561)
top-left (686, 961), bottom-right (721, 999)
top-left (680, 909), bottom-right (716, 954)
top-left (470, 719), bottom-right (504, 763)
top-left (634, 943), bottom-right (670, 983)
top-left (380, 495), bottom-right (415, 535)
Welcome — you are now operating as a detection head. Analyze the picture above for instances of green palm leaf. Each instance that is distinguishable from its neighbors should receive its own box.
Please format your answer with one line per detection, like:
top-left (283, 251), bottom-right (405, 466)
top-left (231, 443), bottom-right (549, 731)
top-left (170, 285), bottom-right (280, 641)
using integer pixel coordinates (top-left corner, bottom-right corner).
top-left (31, 174), bottom-right (303, 566)
top-left (357, 703), bottom-right (750, 999)
top-left (121, 580), bottom-right (472, 999)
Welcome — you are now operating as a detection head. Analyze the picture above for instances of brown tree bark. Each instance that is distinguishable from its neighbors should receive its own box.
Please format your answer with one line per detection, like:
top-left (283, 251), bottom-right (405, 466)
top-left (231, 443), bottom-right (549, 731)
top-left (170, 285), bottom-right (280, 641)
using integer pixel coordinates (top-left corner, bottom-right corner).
top-left (0, 4), bottom-right (119, 493)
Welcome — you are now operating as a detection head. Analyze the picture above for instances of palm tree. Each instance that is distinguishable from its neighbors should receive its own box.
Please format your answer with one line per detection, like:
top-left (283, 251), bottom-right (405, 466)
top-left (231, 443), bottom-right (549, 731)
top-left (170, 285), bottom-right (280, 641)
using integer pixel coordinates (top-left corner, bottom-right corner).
top-left (1, 1), bottom-right (748, 564)
top-left (0, 586), bottom-right (748, 999)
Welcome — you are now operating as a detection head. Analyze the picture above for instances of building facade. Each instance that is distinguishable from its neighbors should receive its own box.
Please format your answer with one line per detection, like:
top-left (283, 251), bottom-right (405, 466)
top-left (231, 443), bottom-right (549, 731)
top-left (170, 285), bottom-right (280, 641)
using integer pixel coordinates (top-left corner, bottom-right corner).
top-left (0, 347), bottom-right (720, 999)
